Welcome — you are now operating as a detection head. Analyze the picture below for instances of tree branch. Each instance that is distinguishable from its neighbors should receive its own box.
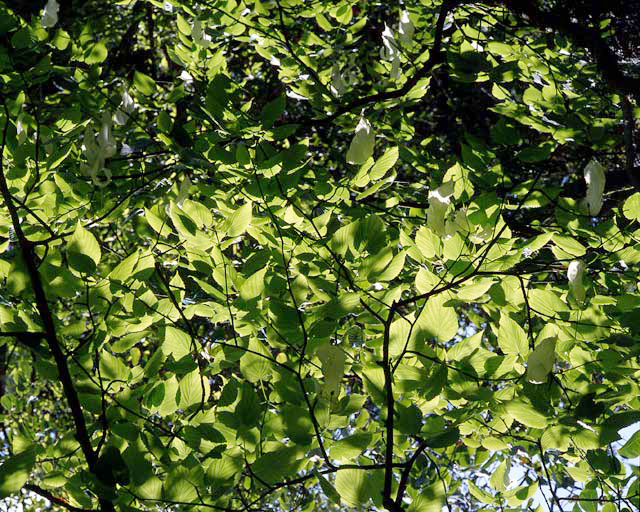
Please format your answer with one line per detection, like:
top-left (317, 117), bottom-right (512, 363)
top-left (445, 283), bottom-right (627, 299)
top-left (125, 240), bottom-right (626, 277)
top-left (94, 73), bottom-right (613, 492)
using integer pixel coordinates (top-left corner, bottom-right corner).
top-left (381, 308), bottom-right (401, 512)
top-left (394, 439), bottom-right (429, 509)
top-left (0, 100), bottom-right (114, 512)
top-left (495, 0), bottom-right (640, 102)
top-left (24, 484), bottom-right (97, 512)
top-left (307, 0), bottom-right (457, 126)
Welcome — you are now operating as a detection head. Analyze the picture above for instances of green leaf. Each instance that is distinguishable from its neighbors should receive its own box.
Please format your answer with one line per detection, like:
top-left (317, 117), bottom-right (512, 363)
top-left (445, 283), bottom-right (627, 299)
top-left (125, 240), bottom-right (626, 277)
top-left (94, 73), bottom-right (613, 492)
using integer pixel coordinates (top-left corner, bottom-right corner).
top-left (407, 481), bottom-right (446, 512)
top-left (176, 14), bottom-right (192, 35)
top-left (526, 337), bottom-right (556, 383)
top-left (164, 466), bottom-right (199, 502)
top-left (369, 146), bottom-right (398, 180)
top-left (252, 446), bottom-right (303, 485)
top-left (516, 141), bottom-right (554, 162)
top-left (415, 226), bottom-right (439, 259)
top-left (164, 326), bottom-right (192, 360)
top-left (135, 476), bottom-right (162, 500)
top-left (99, 350), bottom-right (129, 381)
top-left (239, 267), bottom-right (266, 300)
top-left (239, 337), bottom-right (273, 383)
top-left (334, 469), bottom-right (370, 507)
top-left (331, 433), bottom-right (373, 462)
top-left (205, 455), bottom-right (242, 485)
top-left (6, 253), bottom-right (30, 295)
top-left (46, 144), bottom-right (73, 171)
top-left (133, 70), bottom-right (157, 95)
top-left (374, 250), bottom-right (405, 282)
top-left (158, 377), bottom-right (179, 416)
top-left (623, 192), bottom-right (640, 222)
top-left (179, 369), bottom-right (209, 408)
top-left (108, 251), bottom-right (139, 283)
top-left (505, 400), bottom-right (548, 429)
top-left (424, 426), bottom-right (459, 448)
top-left (497, 314), bottom-right (529, 358)
top-left (261, 95), bottom-right (285, 127)
top-left (317, 343), bottom-right (346, 397)
top-left (489, 460), bottom-right (510, 491)
top-left (552, 234), bottom-right (586, 257)
top-left (618, 428), bottom-right (640, 458)
top-left (84, 42), bottom-right (108, 64)
top-left (223, 202), bottom-right (252, 237)
top-left (67, 222), bottom-right (101, 273)
top-left (0, 449), bottom-right (36, 497)
top-left (528, 289), bottom-right (568, 318)
top-left (467, 481), bottom-right (497, 505)
top-left (315, 470), bottom-right (341, 505)
top-left (415, 294), bottom-right (458, 344)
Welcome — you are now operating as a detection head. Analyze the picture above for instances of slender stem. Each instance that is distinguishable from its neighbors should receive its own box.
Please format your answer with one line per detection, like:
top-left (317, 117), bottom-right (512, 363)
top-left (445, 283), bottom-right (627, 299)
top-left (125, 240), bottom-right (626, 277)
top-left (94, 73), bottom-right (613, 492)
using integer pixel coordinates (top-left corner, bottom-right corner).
top-left (0, 101), bottom-right (114, 512)
top-left (24, 484), bottom-right (96, 512)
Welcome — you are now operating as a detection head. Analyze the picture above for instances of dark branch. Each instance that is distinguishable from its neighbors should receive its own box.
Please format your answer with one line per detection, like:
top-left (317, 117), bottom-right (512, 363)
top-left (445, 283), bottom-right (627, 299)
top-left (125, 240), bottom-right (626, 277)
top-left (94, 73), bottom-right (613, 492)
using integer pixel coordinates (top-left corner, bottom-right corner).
top-left (24, 484), bottom-right (97, 512)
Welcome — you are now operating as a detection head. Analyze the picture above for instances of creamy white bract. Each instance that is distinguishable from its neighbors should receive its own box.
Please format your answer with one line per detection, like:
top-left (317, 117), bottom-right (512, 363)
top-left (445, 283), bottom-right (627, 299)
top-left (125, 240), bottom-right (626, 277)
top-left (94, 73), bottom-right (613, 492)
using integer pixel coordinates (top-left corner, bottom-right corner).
top-left (346, 116), bottom-right (375, 165)
top-left (584, 159), bottom-right (605, 215)
top-left (567, 259), bottom-right (586, 303)
top-left (42, 0), bottom-right (59, 28)
top-left (398, 10), bottom-right (414, 46)
top-left (427, 181), bottom-right (455, 236)
top-left (114, 90), bottom-right (136, 126)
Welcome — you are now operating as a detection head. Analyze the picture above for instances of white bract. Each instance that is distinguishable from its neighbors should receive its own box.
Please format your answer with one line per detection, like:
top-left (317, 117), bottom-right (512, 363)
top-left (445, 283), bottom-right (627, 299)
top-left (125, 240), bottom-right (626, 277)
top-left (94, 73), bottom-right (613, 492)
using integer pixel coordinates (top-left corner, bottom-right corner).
top-left (380, 24), bottom-right (401, 79)
top-left (526, 336), bottom-right (556, 384)
top-left (584, 159), bottom-right (605, 215)
top-left (113, 90), bottom-right (136, 125)
top-left (398, 10), bottom-right (414, 46)
top-left (82, 113), bottom-right (117, 186)
top-left (286, 89), bottom-right (308, 101)
top-left (269, 55), bottom-right (281, 67)
top-left (567, 259), bottom-right (586, 303)
top-left (98, 112), bottom-right (116, 159)
top-left (427, 181), bottom-right (455, 236)
top-left (440, 207), bottom-right (492, 243)
top-left (346, 116), bottom-right (375, 165)
top-left (82, 126), bottom-right (100, 165)
top-left (179, 70), bottom-right (195, 91)
top-left (42, 0), bottom-right (59, 28)
top-left (179, 70), bottom-right (194, 84)
top-left (192, 19), bottom-right (212, 48)
top-left (16, 117), bottom-right (27, 145)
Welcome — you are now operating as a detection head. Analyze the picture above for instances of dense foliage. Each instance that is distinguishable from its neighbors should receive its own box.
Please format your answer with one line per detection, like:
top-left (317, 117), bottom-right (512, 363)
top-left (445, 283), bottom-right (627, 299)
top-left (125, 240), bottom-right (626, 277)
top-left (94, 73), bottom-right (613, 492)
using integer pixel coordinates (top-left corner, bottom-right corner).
top-left (0, 0), bottom-right (639, 511)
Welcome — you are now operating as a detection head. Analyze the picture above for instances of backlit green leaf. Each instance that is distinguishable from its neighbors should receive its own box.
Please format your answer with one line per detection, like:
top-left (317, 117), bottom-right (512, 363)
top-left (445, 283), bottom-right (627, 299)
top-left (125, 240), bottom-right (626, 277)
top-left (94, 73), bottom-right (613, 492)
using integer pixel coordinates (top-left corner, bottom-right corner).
top-left (164, 326), bottom-right (192, 360)
top-left (67, 222), bottom-right (101, 273)
top-left (0, 449), bottom-right (36, 497)
top-left (223, 202), bottom-right (252, 237)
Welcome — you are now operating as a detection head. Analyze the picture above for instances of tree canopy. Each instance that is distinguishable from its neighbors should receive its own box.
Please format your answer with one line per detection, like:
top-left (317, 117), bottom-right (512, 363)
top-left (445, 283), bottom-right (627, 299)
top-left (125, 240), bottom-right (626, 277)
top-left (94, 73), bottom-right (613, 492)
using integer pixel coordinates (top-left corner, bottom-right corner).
top-left (0, 0), bottom-right (639, 511)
